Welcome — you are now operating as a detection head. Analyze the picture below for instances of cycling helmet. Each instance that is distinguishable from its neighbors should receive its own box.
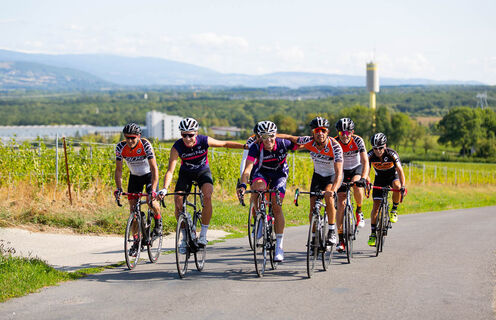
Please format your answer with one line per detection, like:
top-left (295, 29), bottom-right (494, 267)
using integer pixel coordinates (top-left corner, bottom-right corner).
top-left (371, 133), bottom-right (387, 147)
top-left (122, 122), bottom-right (142, 135)
top-left (309, 117), bottom-right (329, 129)
top-left (335, 118), bottom-right (355, 132)
top-left (178, 117), bottom-right (199, 132)
top-left (256, 121), bottom-right (277, 134)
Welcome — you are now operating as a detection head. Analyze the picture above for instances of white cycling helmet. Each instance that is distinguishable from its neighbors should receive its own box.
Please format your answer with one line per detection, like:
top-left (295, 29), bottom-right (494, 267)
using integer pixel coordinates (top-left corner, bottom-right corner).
top-left (256, 121), bottom-right (277, 134)
top-left (179, 118), bottom-right (199, 132)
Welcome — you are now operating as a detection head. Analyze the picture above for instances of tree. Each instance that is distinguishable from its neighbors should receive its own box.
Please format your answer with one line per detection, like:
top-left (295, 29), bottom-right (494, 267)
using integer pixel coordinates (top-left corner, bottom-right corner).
top-left (389, 113), bottom-right (412, 149)
top-left (438, 107), bottom-right (483, 155)
top-left (338, 105), bottom-right (374, 140)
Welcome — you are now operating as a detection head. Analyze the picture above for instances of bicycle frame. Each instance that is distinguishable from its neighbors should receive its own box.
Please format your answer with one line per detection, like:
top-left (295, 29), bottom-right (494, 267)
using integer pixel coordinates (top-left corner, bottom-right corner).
top-left (371, 186), bottom-right (402, 256)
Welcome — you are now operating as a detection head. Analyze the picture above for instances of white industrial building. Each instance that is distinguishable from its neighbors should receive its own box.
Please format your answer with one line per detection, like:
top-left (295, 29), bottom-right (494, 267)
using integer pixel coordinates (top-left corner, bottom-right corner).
top-left (146, 111), bottom-right (183, 141)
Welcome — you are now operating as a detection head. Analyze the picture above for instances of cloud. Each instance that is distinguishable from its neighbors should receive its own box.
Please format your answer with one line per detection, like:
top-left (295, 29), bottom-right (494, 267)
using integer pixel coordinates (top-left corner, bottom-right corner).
top-left (189, 33), bottom-right (249, 49)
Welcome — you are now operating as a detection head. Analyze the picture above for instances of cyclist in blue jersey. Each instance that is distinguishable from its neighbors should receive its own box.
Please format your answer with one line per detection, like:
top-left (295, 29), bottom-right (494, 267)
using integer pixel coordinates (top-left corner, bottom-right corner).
top-left (237, 121), bottom-right (299, 262)
top-left (158, 118), bottom-right (245, 249)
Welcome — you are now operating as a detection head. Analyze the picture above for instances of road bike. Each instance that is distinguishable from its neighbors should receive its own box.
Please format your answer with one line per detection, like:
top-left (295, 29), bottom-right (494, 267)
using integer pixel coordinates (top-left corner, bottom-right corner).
top-left (240, 189), bottom-right (280, 277)
top-left (294, 189), bottom-right (333, 278)
top-left (116, 192), bottom-right (163, 270)
top-left (370, 186), bottom-right (404, 256)
top-left (340, 182), bottom-right (358, 263)
top-left (164, 183), bottom-right (206, 278)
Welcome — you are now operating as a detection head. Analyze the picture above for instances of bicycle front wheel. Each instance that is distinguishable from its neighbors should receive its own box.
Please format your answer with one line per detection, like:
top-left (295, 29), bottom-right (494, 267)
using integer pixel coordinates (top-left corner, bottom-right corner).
top-left (124, 213), bottom-right (141, 270)
top-left (253, 214), bottom-right (267, 277)
top-left (194, 214), bottom-right (206, 272)
top-left (344, 206), bottom-right (353, 263)
top-left (147, 215), bottom-right (163, 263)
top-left (375, 205), bottom-right (384, 257)
top-left (269, 218), bottom-right (278, 270)
top-left (175, 214), bottom-right (190, 278)
top-left (247, 200), bottom-right (255, 251)
top-left (307, 214), bottom-right (319, 278)
top-left (322, 213), bottom-right (332, 270)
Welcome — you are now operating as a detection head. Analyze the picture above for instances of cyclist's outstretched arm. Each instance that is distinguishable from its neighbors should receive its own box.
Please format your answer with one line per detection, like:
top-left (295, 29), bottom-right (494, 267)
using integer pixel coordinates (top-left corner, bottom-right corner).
top-left (239, 149), bottom-right (249, 177)
top-left (277, 133), bottom-right (299, 144)
top-left (207, 137), bottom-right (245, 149)
top-left (115, 159), bottom-right (124, 191)
top-left (162, 147), bottom-right (180, 192)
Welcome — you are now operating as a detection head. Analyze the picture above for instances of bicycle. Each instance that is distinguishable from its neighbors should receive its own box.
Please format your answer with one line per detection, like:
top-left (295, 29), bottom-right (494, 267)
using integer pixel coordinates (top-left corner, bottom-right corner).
top-left (369, 186), bottom-right (404, 257)
top-left (116, 192), bottom-right (163, 270)
top-left (294, 189), bottom-right (333, 278)
top-left (340, 181), bottom-right (358, 264)
top-left (240, 189), bottom-right (280, 277)
top-left (164, 182), bottom-right (206, 278)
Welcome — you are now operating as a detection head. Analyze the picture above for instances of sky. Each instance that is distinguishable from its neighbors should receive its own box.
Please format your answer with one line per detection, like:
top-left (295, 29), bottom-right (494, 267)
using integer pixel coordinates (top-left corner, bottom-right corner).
top-left (1, 0), bottom-right (496, 84)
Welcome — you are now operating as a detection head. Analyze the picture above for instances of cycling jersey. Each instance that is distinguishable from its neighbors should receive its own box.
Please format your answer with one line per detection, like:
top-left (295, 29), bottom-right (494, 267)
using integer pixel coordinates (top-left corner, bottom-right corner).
top-left (173, 135), bottom-right (210, 172)
top-left (296, 136), bottom-right (343, 177)
top-left (115, 138), bottom-right (155, 176)
top-left (368, 147), bottom-right (402, 177)
top-left (247, 138), bottom-right (297, 174)
top-left (334, 135), bottom-right (366, 170)
top-left (240, 134), bottom-right (258, 176)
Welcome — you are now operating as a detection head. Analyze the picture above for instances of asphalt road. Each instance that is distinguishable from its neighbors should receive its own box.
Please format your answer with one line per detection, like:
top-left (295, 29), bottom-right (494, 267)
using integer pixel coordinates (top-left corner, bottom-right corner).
top-left (1, 206), bottom-right (495, 320)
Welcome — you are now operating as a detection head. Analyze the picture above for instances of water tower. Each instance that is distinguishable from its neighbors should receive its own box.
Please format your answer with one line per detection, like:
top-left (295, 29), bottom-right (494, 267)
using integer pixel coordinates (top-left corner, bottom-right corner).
top-left (366, 62), bottom-right (379, 110)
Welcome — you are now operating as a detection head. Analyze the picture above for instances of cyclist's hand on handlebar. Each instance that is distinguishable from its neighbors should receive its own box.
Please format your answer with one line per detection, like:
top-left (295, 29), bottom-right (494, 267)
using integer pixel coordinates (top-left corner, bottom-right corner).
top-left (400, 186), bottom-right (407, 198)
top-left (114, 188), bottom-right (123, 199)
top-left (355, 178), bottom-right (367, 187)
top-left (237, 183), bottom-right (247, 197)
top-left (157, 188), bottom-right (167, 200)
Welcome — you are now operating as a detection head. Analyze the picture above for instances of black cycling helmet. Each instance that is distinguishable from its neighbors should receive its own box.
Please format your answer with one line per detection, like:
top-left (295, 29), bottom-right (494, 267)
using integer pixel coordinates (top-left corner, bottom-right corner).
top-left (179, 117), bottom-right (199, 132)
top-left (309, 117), bottom-right (329, 129)
top-left (123, 122), bottom-right (142, 135)
top-left (336, 118), bottom-right (355, 132)
top-left (371, 132), bottom-right (387, 147)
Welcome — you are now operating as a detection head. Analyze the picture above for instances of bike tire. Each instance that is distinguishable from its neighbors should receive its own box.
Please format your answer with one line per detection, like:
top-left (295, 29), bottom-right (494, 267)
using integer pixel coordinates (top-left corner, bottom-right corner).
top-left (375, 205), bottom-right (384, 257)
top-left (307, 214), bottom-right (319, 278)
top-left (253, 214), bottom-right (267, 277)
top-left (344, 206), bottom-right (353, 263)
top-left (380, 205), bottom-right (388, 253)
top-left (175, 214), bottom-right (190, 278)
top-left (147, 215), bottom-right (163, 263)
top-left (321, 213), bottom-right (332, 271)
top-left (194, 213), bottom-right (206, 272)
top-left (247, 200), bottom-right (255, 251)
top-left (269, 217), bottom-right (278, 270)
top-left (124, 213), bottom-right (141, 270)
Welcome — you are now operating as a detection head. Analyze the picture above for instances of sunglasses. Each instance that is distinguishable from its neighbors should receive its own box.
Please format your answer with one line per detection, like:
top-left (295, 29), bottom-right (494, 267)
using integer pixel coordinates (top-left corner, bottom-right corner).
top-left (181, 133), bottom-right (195, 138)
top-left (373, 146), bottom-right (385, 150)
top-left (125, 136), bottom-right (137, 140)
top-left (261, 133), bottom-right (275, 140)
top-left (338, 131), bottom-right (352, 136)
top-left (313, 127), bottom-right (328, 134)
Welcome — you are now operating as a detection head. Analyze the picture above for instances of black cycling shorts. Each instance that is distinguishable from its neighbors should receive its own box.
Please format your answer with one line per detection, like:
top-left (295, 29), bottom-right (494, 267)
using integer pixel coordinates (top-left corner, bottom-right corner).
top-left (175, 168), bottom-right (214, 193)
top-left (128, 172), bottom-right (153, 194)
top-left (310, 172), bottom-right (335, 193)
top-left (338, 164), bottom-right (363, 193)
top-left (372, 173), bottom-right (399, 200)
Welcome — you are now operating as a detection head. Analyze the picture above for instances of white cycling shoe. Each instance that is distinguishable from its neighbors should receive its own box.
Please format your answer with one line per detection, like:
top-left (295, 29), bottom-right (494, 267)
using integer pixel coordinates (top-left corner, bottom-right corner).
top-left (198, 235), bottom-right (208, 246)
top-left (178, 240), bottom-right (188, 254)
top-left (274, 247), bottom-right (284, 262)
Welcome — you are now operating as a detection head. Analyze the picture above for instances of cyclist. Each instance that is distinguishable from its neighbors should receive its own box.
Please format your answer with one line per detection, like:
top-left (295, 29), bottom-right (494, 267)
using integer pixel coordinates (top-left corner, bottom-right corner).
top-left (158, 118), bottom-right (245, 250)
top-left (334, 118), bottom-right (369, 252)
top-left (114, 122), bottom-right (162, 256)
top-left (367, 132), bottom-right (407, 247)
top-left (237, 121), bottom-right (299, 262)
top-left (278, 117), bottom-right (343, 247)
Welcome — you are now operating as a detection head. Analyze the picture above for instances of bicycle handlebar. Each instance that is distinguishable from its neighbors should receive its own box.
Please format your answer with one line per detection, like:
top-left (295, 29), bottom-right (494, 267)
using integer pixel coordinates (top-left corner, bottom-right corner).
top-left (293, 188), bottom-right (328, 207)
top-left (238, 189), bottom-right (281, 207)
top-left (370, 186), bottom-right (406, 202)
top-left (115, 192), bottom-right (166, 208)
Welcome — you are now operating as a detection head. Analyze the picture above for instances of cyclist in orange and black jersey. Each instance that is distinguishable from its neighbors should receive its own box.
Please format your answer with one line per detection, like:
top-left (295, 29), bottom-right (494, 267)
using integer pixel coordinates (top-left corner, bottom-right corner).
top-left (367, 133), bottom-right (407, 247)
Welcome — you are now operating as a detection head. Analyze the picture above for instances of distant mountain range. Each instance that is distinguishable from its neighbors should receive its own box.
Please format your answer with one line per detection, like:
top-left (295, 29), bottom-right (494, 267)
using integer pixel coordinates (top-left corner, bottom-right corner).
top-left (0, 49), bottom-right (484, 90)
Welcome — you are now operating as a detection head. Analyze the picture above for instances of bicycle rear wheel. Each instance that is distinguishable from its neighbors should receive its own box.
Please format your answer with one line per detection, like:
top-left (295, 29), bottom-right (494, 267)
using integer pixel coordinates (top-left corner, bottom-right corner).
top-left (175, 214), bottom-right (190, 278)
top-left (307, 215), bottom-right (319, 278)
top-left (194, 214), bottom-right (206, 271)
top-left (253, 214), bottom-right (267, 277)
top-left (147, 214), bottom-right (163, 263)
top-left (247, 200), bottom-right (255, 251)
top-left (124, 213), bottom-right (141, 270)
top-left (344, 206), bottom-right (353, 263)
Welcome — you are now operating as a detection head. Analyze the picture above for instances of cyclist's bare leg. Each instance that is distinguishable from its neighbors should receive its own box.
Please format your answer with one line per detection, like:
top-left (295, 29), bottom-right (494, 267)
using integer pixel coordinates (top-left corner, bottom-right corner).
top-left (251, 179), bottom-right (267, 212)
top-left (174, 194), bottom-right (184, 220)
top-left (272, 196), bottom-right (285, 234)
top-left (351, 175), bottom-right (363, 207)
top-left (324, 184), bottom-right (336, 225)
top-left (309, 196), bottom-right (316, 224)
top-left (128, 198), bottom-right (139, 236)
top-left (371, 200), bottom-right (381, 225)
top-left (391, 179), bottom-right (402, 204)
top-left (336, 192), bottom-right (346, 233)
top-left (200, 183), bottom-right (213, 225)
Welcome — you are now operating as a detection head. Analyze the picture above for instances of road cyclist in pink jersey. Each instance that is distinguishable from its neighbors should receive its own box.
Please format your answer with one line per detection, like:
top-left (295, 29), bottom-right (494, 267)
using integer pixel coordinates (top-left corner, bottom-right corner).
top-left (158, 118), bottom-right (245, 251)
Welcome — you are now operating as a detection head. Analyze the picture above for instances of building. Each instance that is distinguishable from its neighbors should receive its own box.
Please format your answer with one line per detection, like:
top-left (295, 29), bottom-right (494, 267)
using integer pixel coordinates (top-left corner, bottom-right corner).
top-left (146, 111), bottom-right (183, 141)
top-left (210, 126), bottom-right (242, 138)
